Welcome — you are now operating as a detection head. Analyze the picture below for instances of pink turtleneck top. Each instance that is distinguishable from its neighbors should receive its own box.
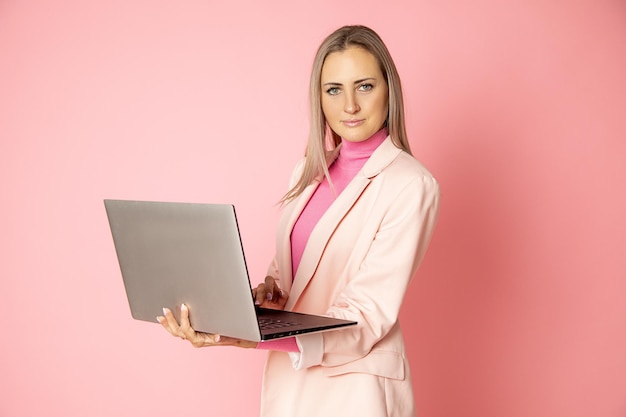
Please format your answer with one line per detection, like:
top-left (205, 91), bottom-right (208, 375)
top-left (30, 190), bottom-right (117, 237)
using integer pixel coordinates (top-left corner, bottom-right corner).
top-left (257, 128), bottom-right (388, 352)
top-left (290, 128), bottom-right (388, 278)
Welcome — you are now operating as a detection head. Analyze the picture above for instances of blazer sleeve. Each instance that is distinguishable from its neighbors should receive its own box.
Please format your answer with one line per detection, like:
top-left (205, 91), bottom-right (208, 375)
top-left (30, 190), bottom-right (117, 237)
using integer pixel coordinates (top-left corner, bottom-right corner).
top-left (297, 172), bottom-right (440, 370)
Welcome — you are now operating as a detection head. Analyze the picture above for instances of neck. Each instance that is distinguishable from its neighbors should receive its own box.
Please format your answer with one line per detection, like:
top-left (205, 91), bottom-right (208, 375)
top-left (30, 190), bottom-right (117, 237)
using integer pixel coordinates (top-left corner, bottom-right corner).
top-left (336, 127), bottom-right (388, 167)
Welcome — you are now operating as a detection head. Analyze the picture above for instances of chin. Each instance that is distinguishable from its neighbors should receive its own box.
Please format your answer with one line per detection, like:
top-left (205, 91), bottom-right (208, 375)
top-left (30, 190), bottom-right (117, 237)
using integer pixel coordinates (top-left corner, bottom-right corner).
top-left (342, 131), bottom-right (371, 142)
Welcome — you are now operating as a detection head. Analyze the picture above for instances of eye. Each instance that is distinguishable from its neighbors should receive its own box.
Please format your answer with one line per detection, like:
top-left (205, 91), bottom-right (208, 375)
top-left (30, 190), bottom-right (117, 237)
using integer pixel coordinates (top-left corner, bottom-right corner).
top-left (358, 83), bottom-right (374, 92)
top-left (326, 87), bottom-right (341, 96)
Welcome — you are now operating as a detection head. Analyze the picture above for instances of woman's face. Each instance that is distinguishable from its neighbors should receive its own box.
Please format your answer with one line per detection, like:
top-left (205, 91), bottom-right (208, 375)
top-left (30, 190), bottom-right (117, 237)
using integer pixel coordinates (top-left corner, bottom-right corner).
top-left (320, 46), bottom-right (389, 142)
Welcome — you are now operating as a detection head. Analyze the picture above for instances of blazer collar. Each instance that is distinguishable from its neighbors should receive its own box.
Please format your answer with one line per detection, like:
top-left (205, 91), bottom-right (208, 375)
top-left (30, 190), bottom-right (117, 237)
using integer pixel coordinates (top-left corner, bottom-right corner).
top-left (284, 136), bottom-right (402, 310)
top-left (359, 135), bottom-right (403, 178)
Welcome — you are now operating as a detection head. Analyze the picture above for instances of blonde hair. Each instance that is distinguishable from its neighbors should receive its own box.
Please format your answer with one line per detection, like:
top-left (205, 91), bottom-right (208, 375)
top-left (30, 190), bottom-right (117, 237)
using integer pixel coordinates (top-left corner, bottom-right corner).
top-left (281, 25), bottom-right (411, 204)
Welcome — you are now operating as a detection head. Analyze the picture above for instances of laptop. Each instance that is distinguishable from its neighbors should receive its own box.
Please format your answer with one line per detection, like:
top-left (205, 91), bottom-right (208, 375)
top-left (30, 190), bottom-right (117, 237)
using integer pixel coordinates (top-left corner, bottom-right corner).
top-left (104, 199), bottom-right (356, 342)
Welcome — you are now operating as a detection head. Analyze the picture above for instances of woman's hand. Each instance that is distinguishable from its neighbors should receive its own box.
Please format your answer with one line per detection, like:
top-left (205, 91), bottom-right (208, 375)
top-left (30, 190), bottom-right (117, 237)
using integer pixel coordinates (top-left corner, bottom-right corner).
top-left (252, 275), bottom-right (289, 310)
top-left (156, 304), bottom-right (257, 349)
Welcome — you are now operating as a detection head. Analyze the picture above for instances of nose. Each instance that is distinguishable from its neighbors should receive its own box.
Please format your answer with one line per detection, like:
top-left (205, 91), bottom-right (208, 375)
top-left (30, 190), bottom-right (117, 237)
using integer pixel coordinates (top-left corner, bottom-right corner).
top-left (344, 91), bottom-right (361, 114)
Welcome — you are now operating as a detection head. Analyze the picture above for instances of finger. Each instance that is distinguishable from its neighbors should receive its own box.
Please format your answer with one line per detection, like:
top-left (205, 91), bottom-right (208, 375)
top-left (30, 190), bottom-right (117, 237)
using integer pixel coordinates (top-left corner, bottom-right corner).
top-left (216, 336), bottom-right (257, 349)
top-left (161, 307), bottom-right (181, 333)
top-left (156, 315), bottom-right (174, 334)
top-left (264, 276), bottom-right (281, 302)
top-left (214, 335), bottom-right (236, 345)
top-left (276, 289), bottom-right (289, 308)
top-left (157, 308), bottom-right (188, 340)
top-left (179, 304), bottom-right (197, 340)
top-left (179, 303), bottom-right (191, 327)
top-left (254, 283), bottom-right (265, 305)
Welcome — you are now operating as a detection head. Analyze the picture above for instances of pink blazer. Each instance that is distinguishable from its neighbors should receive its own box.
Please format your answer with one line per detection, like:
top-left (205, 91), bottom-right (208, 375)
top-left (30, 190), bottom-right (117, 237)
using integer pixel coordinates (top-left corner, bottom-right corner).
top-left (260, 137), bottom-right (440, 417)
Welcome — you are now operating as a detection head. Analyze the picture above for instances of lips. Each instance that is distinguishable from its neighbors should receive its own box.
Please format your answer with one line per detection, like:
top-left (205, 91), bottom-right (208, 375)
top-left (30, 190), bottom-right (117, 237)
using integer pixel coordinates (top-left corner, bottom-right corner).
top-left (342, 119), bottom-right (365, 127)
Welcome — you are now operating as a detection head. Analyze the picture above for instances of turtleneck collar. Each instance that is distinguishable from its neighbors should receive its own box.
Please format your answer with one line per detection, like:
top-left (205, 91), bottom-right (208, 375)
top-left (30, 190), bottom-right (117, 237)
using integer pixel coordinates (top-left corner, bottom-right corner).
top-left (334, 127), bottom-right (388, 169)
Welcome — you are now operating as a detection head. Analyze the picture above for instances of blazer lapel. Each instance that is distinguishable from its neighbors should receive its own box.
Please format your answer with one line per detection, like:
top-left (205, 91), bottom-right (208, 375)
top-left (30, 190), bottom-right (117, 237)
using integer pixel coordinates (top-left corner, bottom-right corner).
top-left (285, 137), bottom-right (402, 310)
top-left (274, 179), bottom-right (320, 292)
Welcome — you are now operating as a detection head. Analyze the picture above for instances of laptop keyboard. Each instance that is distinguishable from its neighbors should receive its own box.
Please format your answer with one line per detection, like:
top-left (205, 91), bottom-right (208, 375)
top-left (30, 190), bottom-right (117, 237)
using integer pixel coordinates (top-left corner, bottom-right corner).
top-left (258, 317), bottom-right (299, 330)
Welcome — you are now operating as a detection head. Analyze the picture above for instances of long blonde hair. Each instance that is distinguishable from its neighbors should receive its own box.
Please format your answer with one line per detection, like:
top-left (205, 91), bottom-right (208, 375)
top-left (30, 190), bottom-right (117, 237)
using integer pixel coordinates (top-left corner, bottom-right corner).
top-left (281, 25), bottom-right (411, 204)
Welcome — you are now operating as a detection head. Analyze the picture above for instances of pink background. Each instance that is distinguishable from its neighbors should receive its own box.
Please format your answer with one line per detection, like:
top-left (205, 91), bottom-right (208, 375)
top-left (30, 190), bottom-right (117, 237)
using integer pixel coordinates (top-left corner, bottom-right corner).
top-left (1, 1), bottom-right (625, 416)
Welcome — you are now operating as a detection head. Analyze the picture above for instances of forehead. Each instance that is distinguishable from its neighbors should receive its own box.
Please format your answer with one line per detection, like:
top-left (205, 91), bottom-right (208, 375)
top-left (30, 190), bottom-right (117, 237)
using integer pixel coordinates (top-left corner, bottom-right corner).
top-left (321, 46), bottom-right (383, 82)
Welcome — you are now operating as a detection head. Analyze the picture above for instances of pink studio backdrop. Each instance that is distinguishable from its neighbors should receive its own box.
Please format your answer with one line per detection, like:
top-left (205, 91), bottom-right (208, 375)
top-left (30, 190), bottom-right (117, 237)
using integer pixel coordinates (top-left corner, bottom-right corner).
top-left (1, 1), bottom-right (625, 416)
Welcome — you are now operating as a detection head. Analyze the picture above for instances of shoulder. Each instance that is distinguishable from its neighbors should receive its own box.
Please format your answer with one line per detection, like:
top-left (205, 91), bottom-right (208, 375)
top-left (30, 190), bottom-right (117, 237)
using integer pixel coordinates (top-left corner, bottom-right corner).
top-left (375, 147), bottom-right (438, 190)
top-left (391, 150), bottom-right (437, 182)
top-left (379, 151), bottom-right (440, 207)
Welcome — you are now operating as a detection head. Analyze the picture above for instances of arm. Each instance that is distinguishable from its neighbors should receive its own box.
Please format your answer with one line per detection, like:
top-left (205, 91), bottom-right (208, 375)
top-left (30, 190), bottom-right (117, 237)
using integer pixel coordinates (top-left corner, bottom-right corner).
top-left (295, 174), bottom-right (440, 369)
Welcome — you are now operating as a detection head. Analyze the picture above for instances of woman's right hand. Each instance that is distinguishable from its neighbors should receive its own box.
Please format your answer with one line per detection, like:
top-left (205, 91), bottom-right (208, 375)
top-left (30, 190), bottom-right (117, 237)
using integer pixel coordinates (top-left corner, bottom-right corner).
top-left (252, 275), bottom-right (289, 310)
top-left (157, 304), bottom-right (257, 349)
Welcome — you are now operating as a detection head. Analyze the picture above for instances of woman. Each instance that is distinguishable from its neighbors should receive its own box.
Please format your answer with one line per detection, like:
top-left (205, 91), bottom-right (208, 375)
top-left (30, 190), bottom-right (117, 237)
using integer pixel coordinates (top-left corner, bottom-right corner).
top-left (158, 25), bottom-right (440, 417)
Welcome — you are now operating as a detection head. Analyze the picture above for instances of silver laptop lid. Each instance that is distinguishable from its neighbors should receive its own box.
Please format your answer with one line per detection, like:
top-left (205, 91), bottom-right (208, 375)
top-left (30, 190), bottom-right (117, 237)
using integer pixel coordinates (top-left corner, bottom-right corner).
top-left (104, 199), bottom-right (262, 341)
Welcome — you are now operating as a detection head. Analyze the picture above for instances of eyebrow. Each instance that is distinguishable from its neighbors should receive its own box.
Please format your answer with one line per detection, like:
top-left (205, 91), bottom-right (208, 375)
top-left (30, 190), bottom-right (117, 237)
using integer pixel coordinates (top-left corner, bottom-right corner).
top-left (322, 77), bottom-right (376, 87)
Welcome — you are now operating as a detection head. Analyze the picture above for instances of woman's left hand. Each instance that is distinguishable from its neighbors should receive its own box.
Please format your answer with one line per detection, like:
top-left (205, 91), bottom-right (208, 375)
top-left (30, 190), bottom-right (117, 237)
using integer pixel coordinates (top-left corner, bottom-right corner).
top-left (156, 304), bottom-right (258, 349)
top-left (252, 275), bottom-right (289, 310)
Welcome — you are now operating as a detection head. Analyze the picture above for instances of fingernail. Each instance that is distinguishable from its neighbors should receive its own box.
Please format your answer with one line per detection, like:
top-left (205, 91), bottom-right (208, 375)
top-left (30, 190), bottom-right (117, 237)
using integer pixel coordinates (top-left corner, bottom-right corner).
top-left (156, 316), bottom-right (163, 323)
top-left (254, 300), bottom-right (261, 305)
top-left (162, 308), bottom-right (168, 315)
top-left (266, 292), bottom-right (273, 301)
top-left (215, 335), bottom-right (221, 342)
top-left (181, 303), bottom-right (187, 311)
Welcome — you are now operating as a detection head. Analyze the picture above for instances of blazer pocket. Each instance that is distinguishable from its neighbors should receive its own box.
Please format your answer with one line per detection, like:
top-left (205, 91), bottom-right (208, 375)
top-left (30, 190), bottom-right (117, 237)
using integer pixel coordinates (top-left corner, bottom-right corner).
top-left (322, 350), bottom-right (406, 380)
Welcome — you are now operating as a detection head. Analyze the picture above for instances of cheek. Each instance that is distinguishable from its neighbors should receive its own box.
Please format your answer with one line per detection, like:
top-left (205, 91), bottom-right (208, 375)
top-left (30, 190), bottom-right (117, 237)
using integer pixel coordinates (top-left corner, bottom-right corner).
top-left (374, 94), bottom-right (389, 119)
top-left (321, 99), bottom-right (337, 120)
